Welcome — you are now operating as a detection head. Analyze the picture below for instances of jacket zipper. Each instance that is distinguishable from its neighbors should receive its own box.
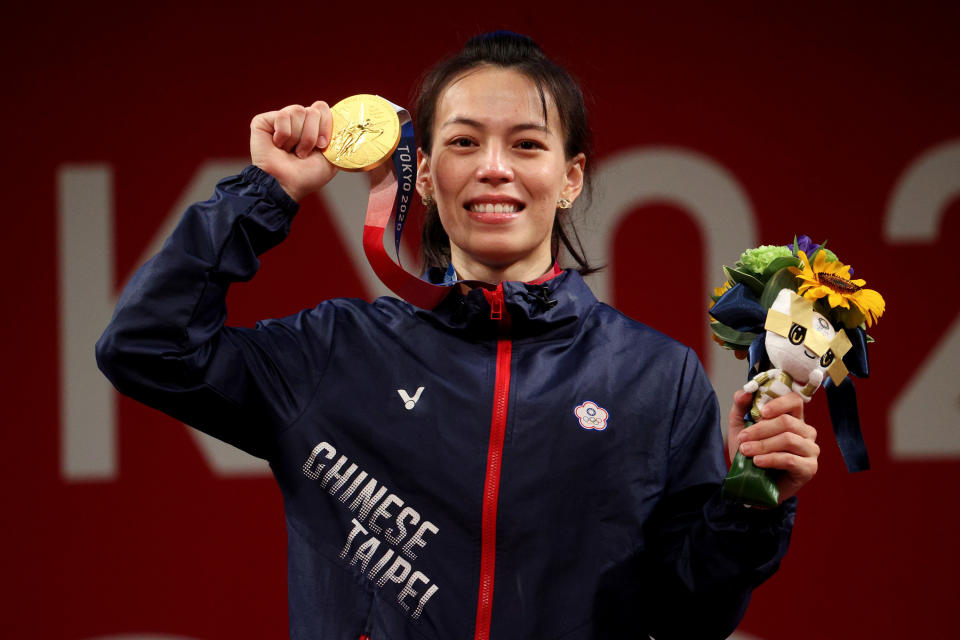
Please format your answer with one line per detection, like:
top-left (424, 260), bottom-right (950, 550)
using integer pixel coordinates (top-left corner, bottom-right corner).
top-left (474, 285), bottom-right (511, 640)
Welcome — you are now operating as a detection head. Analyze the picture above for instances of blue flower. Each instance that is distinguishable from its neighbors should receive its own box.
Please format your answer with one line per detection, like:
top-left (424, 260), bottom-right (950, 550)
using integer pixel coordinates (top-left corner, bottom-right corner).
top-left (794, 235), bottom-right (820, 255)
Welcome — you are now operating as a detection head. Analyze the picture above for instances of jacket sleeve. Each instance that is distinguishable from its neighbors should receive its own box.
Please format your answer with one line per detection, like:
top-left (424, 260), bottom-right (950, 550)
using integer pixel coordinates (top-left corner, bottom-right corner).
top-left (642, 348), bottom-right (796, 640)
top-left (95, 166), bottom-right (336, 460)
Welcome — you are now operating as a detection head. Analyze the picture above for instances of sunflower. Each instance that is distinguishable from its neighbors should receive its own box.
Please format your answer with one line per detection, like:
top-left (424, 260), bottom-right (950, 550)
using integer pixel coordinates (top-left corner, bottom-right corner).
top-left (790, 250), bottom-right (885, 327)
top-left (708, 281), bottom-right (731, 346)
top-left (709, 280), bottom-right (748, 358)
top-left (710, 280), bottom-right (733, 308)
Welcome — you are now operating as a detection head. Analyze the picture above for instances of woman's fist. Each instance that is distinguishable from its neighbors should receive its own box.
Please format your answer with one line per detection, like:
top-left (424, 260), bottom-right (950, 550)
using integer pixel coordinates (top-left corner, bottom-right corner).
top-left (250, 101), bottom-right (337, 202)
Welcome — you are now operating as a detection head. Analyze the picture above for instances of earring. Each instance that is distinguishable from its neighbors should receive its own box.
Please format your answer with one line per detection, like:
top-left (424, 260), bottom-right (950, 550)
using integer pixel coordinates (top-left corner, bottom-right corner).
top-left (422, 194), bottom-right (434, 207)
top-left (557, 198), bottom-right (572, 209)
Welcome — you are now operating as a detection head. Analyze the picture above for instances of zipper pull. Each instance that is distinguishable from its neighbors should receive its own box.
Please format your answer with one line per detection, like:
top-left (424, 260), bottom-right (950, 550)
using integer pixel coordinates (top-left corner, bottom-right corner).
top-left (484, 286), bottom-right (503, 321)
top-left (490, 294), bottom-right (502, 321)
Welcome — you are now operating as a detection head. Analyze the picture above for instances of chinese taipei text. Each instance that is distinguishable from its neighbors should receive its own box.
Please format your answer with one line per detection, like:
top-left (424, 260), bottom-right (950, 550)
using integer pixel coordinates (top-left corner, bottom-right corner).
top-left (302, 441), bottom-right (440, 619)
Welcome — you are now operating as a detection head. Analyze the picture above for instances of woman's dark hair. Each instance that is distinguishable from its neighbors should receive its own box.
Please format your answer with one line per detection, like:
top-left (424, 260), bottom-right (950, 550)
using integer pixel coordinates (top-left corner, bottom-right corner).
top-left (414, 31), bottom-right (599, 275)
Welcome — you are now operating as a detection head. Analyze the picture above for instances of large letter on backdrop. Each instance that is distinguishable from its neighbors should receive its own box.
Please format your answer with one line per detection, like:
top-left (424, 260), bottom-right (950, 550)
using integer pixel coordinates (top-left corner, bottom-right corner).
top-left (588, 148), bottom-right (758, 402)
top-left (58, 165), bottom-right (115, 480)
top-left (886, 139), bottom-right (960, 458)
top-left (59, 163), bottom-right (408, 481)
top-left (57, 161), bottom-right (272, 480)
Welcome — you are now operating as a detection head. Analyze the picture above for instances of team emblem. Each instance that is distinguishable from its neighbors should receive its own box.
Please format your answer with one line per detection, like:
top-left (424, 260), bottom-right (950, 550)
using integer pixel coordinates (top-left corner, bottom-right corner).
top-left (574, 401), bottom-right (609, 431)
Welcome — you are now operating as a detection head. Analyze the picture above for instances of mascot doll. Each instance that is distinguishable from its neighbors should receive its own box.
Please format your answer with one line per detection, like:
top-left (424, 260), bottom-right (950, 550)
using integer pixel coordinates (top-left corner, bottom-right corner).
top-left (709, 236), bottom-right (885, 507)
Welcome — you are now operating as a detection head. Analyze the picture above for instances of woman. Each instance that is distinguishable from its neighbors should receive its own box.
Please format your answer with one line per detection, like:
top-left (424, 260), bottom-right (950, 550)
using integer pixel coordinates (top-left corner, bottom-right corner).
top-left (97, 32), bottom-right (818, 640)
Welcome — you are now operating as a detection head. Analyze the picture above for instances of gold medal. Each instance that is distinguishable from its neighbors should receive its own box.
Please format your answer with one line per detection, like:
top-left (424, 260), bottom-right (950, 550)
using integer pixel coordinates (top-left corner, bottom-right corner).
top-left (322, 94), bottom-right (401, 171)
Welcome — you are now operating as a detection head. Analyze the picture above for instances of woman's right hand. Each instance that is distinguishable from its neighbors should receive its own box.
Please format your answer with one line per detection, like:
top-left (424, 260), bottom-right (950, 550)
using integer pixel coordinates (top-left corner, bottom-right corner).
top-left (250, 101), bottom-right (338, 202)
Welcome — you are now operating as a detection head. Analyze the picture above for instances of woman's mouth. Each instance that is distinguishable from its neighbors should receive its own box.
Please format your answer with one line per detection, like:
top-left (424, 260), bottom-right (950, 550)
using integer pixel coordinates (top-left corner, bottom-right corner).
top-left (469, 202), bottom-right (521, 214)
top-left (465, 200), bottom-right (525, 223)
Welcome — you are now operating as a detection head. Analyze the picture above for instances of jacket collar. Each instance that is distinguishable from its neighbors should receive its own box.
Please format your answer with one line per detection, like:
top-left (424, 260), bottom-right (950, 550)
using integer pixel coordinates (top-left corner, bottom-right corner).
top-left (415, 269), bottom-right (598, 340)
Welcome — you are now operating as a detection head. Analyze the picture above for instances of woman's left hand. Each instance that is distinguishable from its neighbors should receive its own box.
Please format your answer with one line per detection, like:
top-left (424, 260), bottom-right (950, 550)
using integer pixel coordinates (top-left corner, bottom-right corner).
top-left (728, 390), bottom-right (820, 503)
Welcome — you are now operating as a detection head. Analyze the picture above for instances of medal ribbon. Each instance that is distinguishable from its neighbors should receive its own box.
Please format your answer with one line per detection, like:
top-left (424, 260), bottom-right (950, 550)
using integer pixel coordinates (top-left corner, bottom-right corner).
top-left (362, 102), bottom-right (451, 309)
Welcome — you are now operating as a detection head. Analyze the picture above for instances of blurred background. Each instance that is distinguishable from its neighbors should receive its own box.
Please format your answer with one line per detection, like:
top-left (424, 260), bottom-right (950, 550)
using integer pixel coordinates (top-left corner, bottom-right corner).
top-left (2, 1), bottom-right (958, 638)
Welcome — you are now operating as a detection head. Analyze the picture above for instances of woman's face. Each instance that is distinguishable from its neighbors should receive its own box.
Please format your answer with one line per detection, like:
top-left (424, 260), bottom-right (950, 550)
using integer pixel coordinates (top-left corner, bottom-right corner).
top-left (417, 66), bottom-right (585, 281)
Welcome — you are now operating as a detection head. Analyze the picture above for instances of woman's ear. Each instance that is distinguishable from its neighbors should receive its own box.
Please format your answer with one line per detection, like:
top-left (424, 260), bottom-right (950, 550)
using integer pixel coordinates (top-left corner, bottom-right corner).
top-left (560, 152), bottom-right (586, 204)
top-left (416, 148), bottom-right (433, 200)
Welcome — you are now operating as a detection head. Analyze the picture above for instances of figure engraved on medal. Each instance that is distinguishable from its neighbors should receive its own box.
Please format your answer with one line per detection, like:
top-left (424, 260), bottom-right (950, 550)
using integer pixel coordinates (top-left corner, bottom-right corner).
top-left (323, 94), bottom-right (401, 171)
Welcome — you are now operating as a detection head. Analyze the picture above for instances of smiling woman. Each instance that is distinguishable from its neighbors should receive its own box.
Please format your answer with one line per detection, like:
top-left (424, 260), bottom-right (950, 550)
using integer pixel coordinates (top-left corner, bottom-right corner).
top-left (415, 33), bottom-right (596, 282)
top-left (416, 66), bottom-right (585, 283)
top-left (97, 30), bottom-right (815, 640)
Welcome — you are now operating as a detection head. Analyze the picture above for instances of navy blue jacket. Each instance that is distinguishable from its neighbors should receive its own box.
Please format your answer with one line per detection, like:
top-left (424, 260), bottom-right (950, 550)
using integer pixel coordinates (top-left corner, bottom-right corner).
top-left (96, 166), bottom-right (796, 640)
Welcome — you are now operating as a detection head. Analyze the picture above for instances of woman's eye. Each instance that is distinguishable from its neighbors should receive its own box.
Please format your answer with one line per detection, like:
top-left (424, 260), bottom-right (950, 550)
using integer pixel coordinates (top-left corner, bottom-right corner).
top-left (516, 140), bottom-right (542, 150)
top-left (451, 137), bottom-right (475, 148)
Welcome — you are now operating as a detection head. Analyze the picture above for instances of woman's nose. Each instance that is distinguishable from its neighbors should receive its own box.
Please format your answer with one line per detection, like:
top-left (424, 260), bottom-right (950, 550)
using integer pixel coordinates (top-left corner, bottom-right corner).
top-left (475, 146), bottom-right (515, 183)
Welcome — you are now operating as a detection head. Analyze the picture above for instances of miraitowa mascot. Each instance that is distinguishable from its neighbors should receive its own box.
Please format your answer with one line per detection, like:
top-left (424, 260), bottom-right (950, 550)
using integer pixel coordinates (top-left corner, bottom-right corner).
top-left (709, 237), bottom-right (885, 507)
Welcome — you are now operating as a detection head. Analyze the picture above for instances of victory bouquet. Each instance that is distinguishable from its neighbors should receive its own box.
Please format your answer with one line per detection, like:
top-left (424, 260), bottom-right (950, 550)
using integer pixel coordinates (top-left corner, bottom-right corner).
top-left (709, 235), bottom-right (885, 507)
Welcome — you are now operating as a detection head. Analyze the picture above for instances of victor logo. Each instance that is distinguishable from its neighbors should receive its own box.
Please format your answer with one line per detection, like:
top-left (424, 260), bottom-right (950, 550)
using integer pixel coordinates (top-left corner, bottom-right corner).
top-left (397, 387), bottom-right (425, 410)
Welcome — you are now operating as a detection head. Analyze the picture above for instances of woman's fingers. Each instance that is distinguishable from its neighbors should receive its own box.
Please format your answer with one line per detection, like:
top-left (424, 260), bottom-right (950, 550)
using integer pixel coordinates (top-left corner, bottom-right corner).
top-left (275, 104), bottom-right (306, 152)
top-left (740, 430), bottom-right (820, 458)
top-left (249, 102), bottom-right (340, 202)
top-left (250, 110), bottom-right (279, 147)
top-left (753, 451), bottom-right (819, 491)
top-left (312, 101), bottom-right (332, 149)
top-left (255, 103), bottom-right (332, 158)
top-left (730, 389), bottom-right (753, 422)
top-left (296, 110), bottom-right (319, 158)
top-left (739, 413), bottom-right (817, 444)
top-left (295, 101), bottom-right (333, 157)
top-left (270, 110), bottom-right (289, 149)
top-left (727, 389), bottom-right (754, 463)
top-left (758, 391), bottom-right (805, 421)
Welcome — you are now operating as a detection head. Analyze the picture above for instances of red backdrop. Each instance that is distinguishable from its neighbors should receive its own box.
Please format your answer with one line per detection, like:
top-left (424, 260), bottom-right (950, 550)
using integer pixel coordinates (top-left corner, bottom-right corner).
top-left (3, 2), bottom-right (959, 638)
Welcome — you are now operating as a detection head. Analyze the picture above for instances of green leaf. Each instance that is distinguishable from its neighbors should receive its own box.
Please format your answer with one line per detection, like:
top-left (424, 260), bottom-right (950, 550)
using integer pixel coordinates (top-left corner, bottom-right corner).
top-left (710, 322), bottom-right (758, 348)
top-left (723, 341), bottom-right (750, 352)
top-left (808, 238), bottom-right (827, 261)
top-left (759, 267), bottom-right (799, 309)
top-left (761, 255), bottom-right (801, 279)
top-left (809, 238), bottom-right (834, 263)
top-left (832, 305), bottom-right (866, 330)
top-left (813, 298), bottom-right (832, 318)
top-left (793, 235), bottom-right (799, 256)
top-left (737, 264), bottom-right (763, 279)
top-left (723, 265), bottom-right (765, 295)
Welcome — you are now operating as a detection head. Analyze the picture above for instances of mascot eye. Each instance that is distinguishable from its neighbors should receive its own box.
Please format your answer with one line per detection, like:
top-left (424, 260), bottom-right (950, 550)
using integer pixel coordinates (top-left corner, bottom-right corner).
top-left (788, 323), bottom-right (807, 345)
top-left (820, 350), bottom-right (835, 367)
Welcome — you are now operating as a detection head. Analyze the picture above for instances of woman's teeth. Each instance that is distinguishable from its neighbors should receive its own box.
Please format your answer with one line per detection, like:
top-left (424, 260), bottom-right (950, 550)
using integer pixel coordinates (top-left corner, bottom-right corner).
top-left (470, 203), bottom-right (519, 213)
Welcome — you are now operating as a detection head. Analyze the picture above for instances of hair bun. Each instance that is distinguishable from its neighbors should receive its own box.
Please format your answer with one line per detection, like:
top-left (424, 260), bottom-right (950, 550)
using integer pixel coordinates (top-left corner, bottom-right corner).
top-left (463, 31), bottom-right (546, 62)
